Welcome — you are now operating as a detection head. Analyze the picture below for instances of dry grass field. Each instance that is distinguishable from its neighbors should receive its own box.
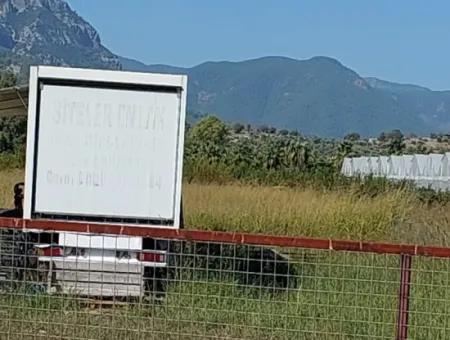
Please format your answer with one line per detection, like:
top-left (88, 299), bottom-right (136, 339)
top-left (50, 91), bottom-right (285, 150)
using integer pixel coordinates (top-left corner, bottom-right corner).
top-left (1, 169), bottom-right (450, 246)
top-left (184, 183), bottom-right (410, 241)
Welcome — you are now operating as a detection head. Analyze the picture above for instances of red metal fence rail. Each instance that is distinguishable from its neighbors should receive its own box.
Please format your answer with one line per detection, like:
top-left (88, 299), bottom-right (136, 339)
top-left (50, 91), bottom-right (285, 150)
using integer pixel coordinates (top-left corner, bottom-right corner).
top-left (2, 217), bottom-right (450, 258)
top-left (0, 217), bottom-right (449, 339)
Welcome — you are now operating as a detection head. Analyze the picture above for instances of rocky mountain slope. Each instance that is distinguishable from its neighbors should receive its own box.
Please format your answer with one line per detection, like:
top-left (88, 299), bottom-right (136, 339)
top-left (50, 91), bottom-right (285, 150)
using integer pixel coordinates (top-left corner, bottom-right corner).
top-left (0, 0), bottom-right (119, 77)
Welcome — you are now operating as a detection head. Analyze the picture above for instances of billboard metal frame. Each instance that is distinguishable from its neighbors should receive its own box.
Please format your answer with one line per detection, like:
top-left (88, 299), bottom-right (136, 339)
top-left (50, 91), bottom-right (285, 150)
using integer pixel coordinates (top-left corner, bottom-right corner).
top-left (23, 66), bottom-right (187, 229)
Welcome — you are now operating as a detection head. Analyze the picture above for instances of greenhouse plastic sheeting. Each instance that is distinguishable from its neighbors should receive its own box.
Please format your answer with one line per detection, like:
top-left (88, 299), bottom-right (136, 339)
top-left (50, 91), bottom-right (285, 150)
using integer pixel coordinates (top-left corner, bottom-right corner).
top-left (379, 156), bottom-right (389, 176)
top-left (429, 153), bottom-right (444, 178)
top-left (352, 157), bottom-right (370, 175)
top-left (341, 153), bottom-right (450, 192)
top-left (388, 155), bottom-right (405, 179)
top-left (442, 153), bottom-right (450, 177)
top-left (403, 155), bottom-right (415, 178)
top-left (414, 154), bottom-right (429, 178)
top-left (368, 156), bottom-right (381, 176)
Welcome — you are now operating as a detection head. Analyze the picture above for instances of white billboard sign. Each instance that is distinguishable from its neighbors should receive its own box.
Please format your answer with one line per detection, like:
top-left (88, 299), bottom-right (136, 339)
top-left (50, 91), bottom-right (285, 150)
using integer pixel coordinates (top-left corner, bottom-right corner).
top-left (24, 66), bottom-right (187, 228)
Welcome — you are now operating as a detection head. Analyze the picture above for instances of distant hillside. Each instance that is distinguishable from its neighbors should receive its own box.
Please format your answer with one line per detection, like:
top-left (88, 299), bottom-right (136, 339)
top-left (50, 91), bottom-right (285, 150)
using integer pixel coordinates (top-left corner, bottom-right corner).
top-left (122, 56), bottom-right (450, 137)
top-left (365, 77), bottom-right (450, 133)
top-left (0, 0), bottom-right (450, 137)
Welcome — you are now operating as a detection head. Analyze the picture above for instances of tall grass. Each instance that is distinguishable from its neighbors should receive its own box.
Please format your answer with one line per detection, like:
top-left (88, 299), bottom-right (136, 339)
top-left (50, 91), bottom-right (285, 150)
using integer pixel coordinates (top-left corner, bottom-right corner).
top-left (184, 183), bottom-right (411, 241)
top-left (183, 183), bottom-right (450, 246)
top-left (1, 169), bottom-right (450, 245)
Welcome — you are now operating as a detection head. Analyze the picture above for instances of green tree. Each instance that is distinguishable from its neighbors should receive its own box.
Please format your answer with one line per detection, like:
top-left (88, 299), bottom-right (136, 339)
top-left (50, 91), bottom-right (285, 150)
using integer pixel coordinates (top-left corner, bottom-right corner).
top-left (333, 139), bottom-right (354, 169)
top-left (186, 115), bottom-right (230, 163)
top-left (189, 116), bottom-right (229, 145)
top-left (344, 132), bottom-right (360, 142)
top-left (232, 123), bottom-right (245, 134)
top-left (268, 126), bottom-right (277, 134)
top-left (284, 138), bottom-right (309, 169)
top-left (384, 129), bottom-right (405, 155)
top-left (258, 125), bottom-right (270, 133)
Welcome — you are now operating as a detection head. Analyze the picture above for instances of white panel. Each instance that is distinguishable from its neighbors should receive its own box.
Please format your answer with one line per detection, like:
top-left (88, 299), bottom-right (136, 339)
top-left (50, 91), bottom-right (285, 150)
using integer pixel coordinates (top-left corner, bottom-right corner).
top-left (368, 157), bottom-right (380, 176)
top-left (379, 156), bottom-right (389, 177)
top-left (351, 157), bottom-right (360, 174)
top-left (388, 156), bottom-right (403, 178)
top-left (429, 153), bottom-right (444, 178)
top-left (352, 157), bottom-right (370, 176)
top-left (362, 157), bottom-right (370, 175)
top-left (34, 84), bottom-right (180, 220)
top-left (414, 154), bottom-right (429, 177)
top-left (402, 155), bottom-right (414, 178)
top-left (59, 232), bottom-right (142, 250)
top-left (443, 153), bottom-right (450, 178)
top-left (345, 152), bottom-right (450, 191)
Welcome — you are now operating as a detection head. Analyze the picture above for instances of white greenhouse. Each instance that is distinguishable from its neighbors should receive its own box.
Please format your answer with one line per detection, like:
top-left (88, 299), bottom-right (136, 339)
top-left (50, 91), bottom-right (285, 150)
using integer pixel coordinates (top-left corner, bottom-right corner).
top-left (341, 153), bottom-right (450, 191)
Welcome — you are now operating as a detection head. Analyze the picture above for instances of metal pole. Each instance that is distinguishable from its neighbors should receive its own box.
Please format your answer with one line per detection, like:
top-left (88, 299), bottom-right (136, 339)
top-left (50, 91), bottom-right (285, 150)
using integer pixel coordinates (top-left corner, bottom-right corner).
top-left (396, 254), bottom-right (412, 340)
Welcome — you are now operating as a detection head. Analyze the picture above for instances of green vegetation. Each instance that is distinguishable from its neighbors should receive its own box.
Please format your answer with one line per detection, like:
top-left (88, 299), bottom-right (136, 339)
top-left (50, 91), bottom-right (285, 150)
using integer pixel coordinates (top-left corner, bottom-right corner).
top-left (0, 254), bottom-right (400, 339)
top-left (1, 253), bottom-right (450, 339)
top-left (183, 116), bottom-right (450, 192)
top-left (0, 71), bottom-right (26, 170)
top-left (0, 117), bottom-right (27, 171)
top-left (184, 115), bottom-right (333, 187)
top-left (1, 106), bottom-right (450, 339)
top-left (2, 113), bottom-right (450, 244)
top-left (2, 111), bottom-right (450, 183)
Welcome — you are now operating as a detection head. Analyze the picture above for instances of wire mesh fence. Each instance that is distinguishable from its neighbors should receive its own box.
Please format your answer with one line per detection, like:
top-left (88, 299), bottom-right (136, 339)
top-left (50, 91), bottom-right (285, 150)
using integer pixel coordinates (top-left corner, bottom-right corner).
top-left (0, 219), bottom-right (450, 339)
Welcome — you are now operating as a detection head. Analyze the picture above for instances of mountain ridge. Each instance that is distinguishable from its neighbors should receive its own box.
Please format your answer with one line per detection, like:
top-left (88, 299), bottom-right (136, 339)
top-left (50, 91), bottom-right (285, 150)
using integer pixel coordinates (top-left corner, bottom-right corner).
top-left (121, 55), bottom-right (450, 137)
top-left (0, 0), bottom-right (449, 137)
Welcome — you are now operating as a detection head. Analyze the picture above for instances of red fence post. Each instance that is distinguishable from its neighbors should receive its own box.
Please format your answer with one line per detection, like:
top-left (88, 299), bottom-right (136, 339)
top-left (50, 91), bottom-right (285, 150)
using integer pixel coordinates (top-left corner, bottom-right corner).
top-left (396, 254), bottom-right (412, 340)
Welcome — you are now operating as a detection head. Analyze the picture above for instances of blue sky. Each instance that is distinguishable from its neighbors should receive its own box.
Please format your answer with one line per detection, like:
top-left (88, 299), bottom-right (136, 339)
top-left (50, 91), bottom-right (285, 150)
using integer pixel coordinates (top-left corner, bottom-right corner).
top-left (67, 0), bottom-right (450, 90)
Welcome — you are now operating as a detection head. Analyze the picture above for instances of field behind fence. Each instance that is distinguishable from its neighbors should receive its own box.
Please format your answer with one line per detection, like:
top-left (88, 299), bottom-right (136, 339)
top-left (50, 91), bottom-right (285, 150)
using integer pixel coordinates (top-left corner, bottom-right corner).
top-left (0, 218), bottom-right (450, 339)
